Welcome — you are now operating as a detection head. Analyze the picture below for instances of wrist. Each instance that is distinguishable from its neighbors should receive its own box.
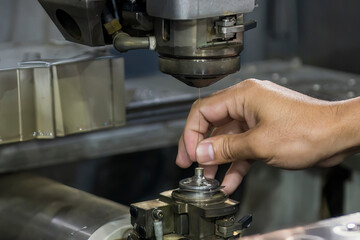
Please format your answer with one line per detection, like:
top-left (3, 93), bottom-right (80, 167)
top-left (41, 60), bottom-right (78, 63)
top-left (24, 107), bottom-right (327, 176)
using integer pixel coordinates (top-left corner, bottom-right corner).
top-left (334, 97), bottom-right (360, 152)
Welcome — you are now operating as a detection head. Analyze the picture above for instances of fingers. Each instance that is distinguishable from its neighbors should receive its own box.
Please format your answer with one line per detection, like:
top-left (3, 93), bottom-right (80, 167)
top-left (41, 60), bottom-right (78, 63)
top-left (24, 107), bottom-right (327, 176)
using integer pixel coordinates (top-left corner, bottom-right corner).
top-left (176, 135), bottom-right (193, 168)
top-left (222, 160), bottom-right (253, 195)
top-left (211, 120), bottom-right (246, 136)
top-left (179, 85), bottom-right (249, 165)
top-left (196, 131), bottom-right (257, 166)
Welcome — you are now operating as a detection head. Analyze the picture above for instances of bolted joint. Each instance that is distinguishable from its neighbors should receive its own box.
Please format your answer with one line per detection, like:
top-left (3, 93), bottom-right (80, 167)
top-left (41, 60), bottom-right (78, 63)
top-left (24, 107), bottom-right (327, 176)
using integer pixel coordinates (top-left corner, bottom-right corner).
top-left (152, 209), bottom-right (164, 220)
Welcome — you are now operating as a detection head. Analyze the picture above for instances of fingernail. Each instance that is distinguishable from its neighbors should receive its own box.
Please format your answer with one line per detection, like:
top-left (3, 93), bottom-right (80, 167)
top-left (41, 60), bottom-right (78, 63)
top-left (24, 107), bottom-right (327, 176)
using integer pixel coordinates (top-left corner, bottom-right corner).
top-left (196, 142), bottom-right (214, 164)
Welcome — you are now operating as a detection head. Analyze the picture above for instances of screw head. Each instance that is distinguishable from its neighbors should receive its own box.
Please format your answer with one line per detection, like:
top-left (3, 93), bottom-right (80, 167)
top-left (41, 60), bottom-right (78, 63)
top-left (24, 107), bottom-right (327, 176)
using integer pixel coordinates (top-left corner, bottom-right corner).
top-left (152, 209), bottom-right (164, 220)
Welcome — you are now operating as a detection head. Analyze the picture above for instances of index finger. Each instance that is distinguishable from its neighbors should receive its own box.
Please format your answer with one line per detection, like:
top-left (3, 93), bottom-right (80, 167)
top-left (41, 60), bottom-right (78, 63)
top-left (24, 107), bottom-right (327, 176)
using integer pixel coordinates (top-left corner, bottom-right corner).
top-left (176, 83), bottom-right (248, 167)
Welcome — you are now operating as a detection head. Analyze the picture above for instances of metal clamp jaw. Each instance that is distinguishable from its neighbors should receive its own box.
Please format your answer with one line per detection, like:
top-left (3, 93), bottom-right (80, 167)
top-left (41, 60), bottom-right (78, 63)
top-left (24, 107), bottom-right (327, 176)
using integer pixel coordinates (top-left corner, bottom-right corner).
top-left (128, 168), bottom-right (252, 240)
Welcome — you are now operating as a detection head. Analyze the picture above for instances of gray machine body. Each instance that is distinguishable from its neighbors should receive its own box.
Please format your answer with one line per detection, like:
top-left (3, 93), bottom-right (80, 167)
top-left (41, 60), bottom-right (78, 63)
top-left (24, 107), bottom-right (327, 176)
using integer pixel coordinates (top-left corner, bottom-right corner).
top-left (147, 0), bottom-right (256, 20)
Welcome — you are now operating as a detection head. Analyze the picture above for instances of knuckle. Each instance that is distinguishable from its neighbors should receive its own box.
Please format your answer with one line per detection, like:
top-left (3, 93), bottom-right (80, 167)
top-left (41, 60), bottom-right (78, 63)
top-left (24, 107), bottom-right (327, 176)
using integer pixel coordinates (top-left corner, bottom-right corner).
top-left (237, 79), bottom-right (263, 97)
top-left (220, 137), bottom-right (237, 162)
top-left (240, 78), bottom-right (259, 89)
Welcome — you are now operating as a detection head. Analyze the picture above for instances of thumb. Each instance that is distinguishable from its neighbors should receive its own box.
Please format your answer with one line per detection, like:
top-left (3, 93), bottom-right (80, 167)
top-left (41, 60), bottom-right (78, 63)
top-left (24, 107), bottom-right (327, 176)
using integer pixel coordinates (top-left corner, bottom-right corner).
top-left (196, 132), bottom-right (255, 165)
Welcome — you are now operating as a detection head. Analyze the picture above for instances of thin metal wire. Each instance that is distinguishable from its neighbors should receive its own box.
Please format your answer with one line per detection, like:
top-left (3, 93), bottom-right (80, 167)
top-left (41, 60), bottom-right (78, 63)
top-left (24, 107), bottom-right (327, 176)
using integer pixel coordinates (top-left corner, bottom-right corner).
top-left (196, 88), bottom-right (201, 164)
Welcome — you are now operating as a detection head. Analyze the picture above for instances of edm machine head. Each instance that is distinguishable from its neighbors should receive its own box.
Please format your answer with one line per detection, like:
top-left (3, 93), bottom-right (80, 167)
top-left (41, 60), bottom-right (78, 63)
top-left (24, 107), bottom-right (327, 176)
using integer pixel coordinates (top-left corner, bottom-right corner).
top-left (38, 0), bottom-right (257, 88)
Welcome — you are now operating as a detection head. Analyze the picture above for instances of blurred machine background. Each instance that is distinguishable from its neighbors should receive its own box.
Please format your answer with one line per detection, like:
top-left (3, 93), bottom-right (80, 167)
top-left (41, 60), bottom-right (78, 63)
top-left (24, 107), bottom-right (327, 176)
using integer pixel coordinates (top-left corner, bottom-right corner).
top-left (0, 0), bottom-right (360, 239)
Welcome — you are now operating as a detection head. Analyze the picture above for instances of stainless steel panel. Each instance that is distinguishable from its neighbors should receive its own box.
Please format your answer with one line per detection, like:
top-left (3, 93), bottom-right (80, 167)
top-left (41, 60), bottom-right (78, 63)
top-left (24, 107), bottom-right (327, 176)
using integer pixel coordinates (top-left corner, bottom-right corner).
top-left (0, 55), bottom-right (125, 144)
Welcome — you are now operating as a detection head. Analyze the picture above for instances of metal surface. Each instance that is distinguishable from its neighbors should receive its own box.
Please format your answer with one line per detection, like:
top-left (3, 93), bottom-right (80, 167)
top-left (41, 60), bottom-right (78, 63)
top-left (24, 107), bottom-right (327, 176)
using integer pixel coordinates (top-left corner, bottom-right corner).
top-left (147, 0), bottom-right (255, 20)
top-left (158, 56), bottom-right (241, 88)
top-left (0, 51), bottom-right (125, 144)
top-left (38, 0), bottom-right (108, 46)
top-left (129, 168), bottom-right (251, 240)
top-left (173, 167), bottom-right (227, 204)
top-left (242, 213), bottom-right (360, 240)
top-left (0, 173), bottom-right (132, 240)
top-left (113, 32), bottom-right (156, 52)
top-left (179, 167), bottom-right (220, 191)
top-left (154, 15), bottom-right (247, 87)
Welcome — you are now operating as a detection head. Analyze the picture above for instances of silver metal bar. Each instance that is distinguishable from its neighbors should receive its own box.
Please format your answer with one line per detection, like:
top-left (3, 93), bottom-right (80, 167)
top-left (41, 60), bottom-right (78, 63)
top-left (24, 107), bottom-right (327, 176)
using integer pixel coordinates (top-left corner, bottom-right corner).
top-left (0, 173), bottom-right (131, 240)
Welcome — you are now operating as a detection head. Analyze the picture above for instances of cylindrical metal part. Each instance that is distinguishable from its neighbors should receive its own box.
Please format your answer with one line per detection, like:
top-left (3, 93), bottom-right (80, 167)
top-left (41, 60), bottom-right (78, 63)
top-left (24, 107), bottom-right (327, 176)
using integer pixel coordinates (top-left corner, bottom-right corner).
top-left (154, 16), bottom-right (244, 88)
top-left (194, 167), bottom-right (204, 177)
top-left (113, 32), bottom-right (151, 52)
top-left (0, 173), bottom-right (131, 240)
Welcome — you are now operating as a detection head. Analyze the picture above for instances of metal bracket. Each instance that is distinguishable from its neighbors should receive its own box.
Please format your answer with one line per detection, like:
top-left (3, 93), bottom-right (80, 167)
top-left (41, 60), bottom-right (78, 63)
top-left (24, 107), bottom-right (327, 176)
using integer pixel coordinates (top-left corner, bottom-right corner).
top-left (215, 215), bottom-right (252, 238)
top-left (216, 19), bottom-right (257, 39)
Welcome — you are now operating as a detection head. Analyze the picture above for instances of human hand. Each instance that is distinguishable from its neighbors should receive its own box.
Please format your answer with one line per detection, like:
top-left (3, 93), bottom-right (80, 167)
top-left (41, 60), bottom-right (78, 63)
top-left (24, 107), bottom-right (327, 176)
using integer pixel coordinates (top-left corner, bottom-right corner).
top-left (176, 79), bottom-right (360, 194)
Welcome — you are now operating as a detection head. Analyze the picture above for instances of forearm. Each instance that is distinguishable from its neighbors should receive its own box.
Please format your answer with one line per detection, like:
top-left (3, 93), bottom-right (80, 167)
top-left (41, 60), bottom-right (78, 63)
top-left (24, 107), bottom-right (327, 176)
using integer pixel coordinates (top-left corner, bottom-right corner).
top-left (336, 97), bottom-right (360, 153)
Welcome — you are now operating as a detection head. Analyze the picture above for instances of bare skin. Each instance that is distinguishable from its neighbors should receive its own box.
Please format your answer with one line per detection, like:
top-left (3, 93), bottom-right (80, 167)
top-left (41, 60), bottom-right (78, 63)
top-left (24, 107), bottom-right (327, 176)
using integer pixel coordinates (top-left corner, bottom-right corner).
top-left (176, 79), bottom-right (360, 195)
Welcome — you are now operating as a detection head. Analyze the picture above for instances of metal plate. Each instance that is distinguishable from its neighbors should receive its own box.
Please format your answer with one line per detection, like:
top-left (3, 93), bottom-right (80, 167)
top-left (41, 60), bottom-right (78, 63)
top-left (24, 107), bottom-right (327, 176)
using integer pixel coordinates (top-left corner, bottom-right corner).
top-left (0, 49), bottom-right (125, 144)
top-left (242, 213), bottom-right (360, 240)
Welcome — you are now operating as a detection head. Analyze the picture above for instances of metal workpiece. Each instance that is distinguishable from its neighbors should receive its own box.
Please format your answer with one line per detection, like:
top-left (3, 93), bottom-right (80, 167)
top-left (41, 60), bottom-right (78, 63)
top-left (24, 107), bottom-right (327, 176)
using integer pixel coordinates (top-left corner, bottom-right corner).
top-left (0, 54), bottom-right (126, 144)
top-left (0, 173), bottom-right (132, 240)
top-left (147, 0), bottom-right (255, 20)
top-left (172, 167), bottom-right (227, 204)
top-left (129, 168), bottom-right (251, 240)
top-left (179, 167), bottom-right (220, 191)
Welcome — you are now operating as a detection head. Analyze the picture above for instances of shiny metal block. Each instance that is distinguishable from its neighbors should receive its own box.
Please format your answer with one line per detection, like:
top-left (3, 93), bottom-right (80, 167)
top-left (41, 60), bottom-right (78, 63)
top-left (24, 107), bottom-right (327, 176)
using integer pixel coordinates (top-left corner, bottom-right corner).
top-left (0, 56), bottom-right (125, 144)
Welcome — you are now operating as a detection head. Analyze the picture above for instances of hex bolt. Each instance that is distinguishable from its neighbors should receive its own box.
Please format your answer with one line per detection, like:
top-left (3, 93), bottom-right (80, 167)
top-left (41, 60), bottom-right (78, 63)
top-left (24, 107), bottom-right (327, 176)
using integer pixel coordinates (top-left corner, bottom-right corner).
top-left (152, 209), bottom-right (164, 220)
